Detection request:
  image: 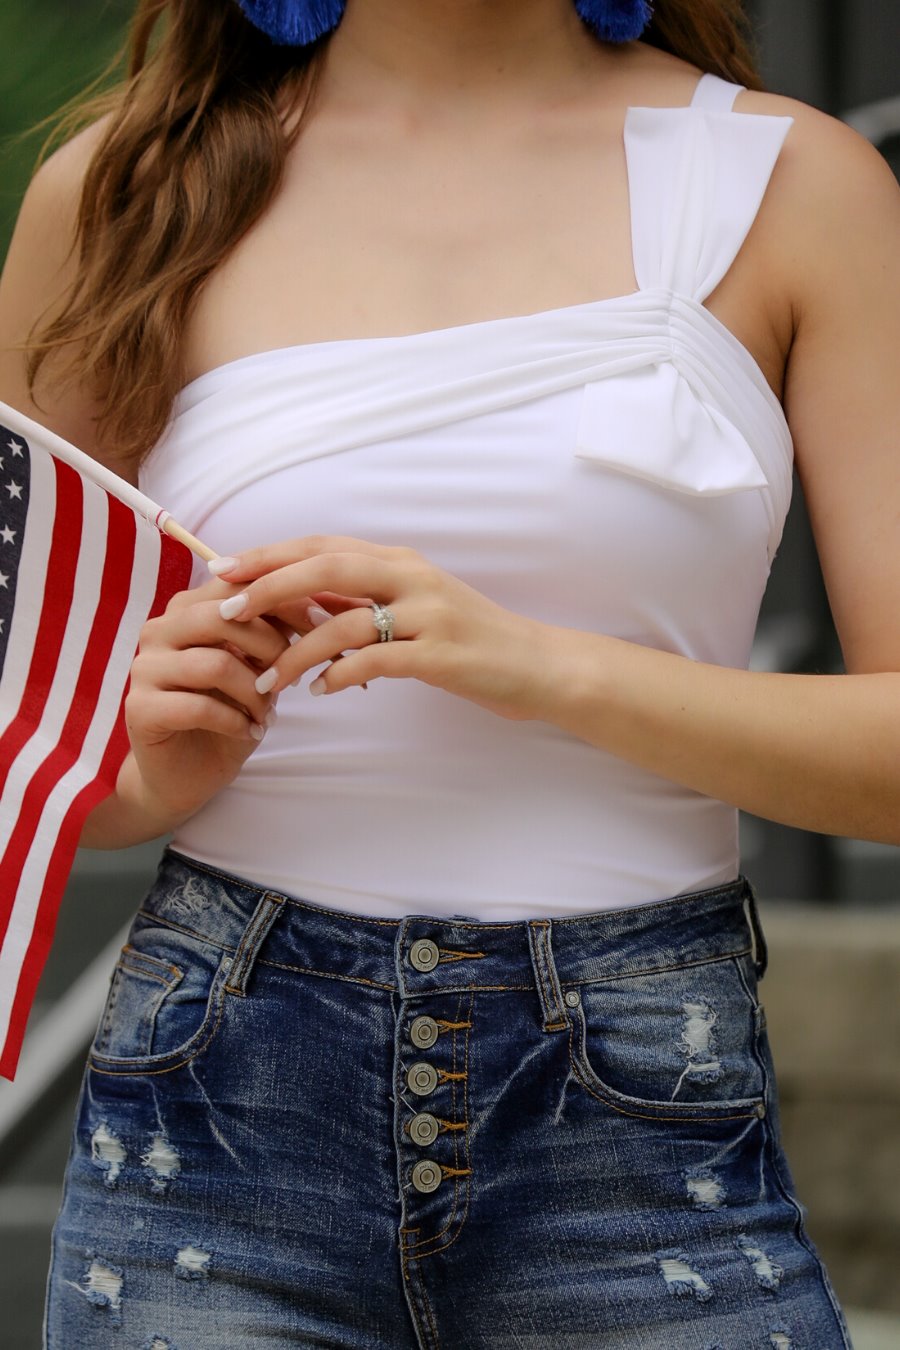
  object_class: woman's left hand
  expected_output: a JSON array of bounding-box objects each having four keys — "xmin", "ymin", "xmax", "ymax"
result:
[{"xmin": 210, "ymin": 536, "xmax": 553, "ymax": 722}]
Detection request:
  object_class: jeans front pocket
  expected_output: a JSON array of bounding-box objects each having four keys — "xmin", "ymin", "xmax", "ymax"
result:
[
  {"xmin": 89, "ymin": 917, "xmax": 234, "ymax": 1074},
  {"xmin": 567, "ymin": 951, "xmax": 768, "ymax": 1122},
  {"xmin": 88, "ymin": 874, "xmax": 284, "ymax": 1076},
  {"xmin": 91, "ymin": 945, "xmax": 185, "ymax": 1060}
]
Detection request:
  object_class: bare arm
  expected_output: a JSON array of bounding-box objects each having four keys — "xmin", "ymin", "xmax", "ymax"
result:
[
  {"xmin": 0, "ymin": 120, "xmax": 127, "ymax": 472},
  {"xmin": 535, "ymin": 106, "xmax": 900, "ymax": 842}
]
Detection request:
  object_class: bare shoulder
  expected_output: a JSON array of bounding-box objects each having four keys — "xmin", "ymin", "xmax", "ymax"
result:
[
  {"xmin": 732, "ymin": 90, "xmax": 899, "ymax": 310},
  {"xmin": 0, "ymin": 114, "xmax": 127, "ymax": 473},
  {"xmin": 735, "ymin": 87, "xmax": 897, "ymax": 193},
  {"xmin": 732, "ymin": 96, "xmax": 900, "ymax": 675}
]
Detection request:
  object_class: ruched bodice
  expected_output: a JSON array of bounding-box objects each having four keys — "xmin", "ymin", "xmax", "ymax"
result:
[{"xmin": 140, "ymin": 74, "xmax": 796, "ymax": 919}]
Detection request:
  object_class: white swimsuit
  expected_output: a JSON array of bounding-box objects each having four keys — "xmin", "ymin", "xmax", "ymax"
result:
[{"xmin": 140, "ymin": 73, "xmax": 794, "ymax": 920}]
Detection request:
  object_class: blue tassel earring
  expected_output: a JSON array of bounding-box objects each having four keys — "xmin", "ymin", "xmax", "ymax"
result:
[
  {"xmin": 235, "ymin": 0, "xmax": 652, "ymax": 50},
  {"xmin": 573, "ymin": 0, "xmax": 653, "ymax": 44},
  {"xmin": 235, "ymin": 0, "xmax": 346, "ymax": 47}
]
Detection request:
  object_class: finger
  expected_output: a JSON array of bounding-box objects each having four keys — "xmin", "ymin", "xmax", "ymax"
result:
[
  {"xmin": 309, "ymin": 591, "xmax": 380, "ymax": 615},
  {"xmin": 251, "ymin": 607, "xmax": 392, "ymax": 694},
  {"xmin": 140, "ymin": 599, "xmax": 291, "ymax": 667},
  {"xmin": 133, "ymin": 647, "xmax": 277, "ymax": 727},
  {"xmin": 220, "ymin": 556, "xmax": 398, "ymax": 625},
  {"xmin": 127, "ymin": 690, "xmax": 266, "ymax": 743},
  {"xmin": 307, "ymin": 642, "xmax": 414, "ymax": 696},
  {"xmin": 209, "ymin": 536, "xmax": 414, "ymax": 582}
]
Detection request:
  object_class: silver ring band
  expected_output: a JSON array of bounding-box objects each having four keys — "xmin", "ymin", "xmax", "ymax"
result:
[{"xmin": 370, "ymin": 602, "xmax": 395, "ymax": 642}]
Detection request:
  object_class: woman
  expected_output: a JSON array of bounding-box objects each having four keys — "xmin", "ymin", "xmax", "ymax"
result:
[{"xmin": 1, "ymin": 0, "xmax": 896, "ymax": 1344}]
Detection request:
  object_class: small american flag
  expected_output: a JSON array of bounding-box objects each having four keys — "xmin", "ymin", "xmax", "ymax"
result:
[{"xmin": 0, "ymin": 408, "xmax": 193, "ymax": 1079}]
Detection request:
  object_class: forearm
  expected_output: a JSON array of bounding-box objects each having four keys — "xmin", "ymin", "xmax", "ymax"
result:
[
  {"xmin": 78, "ymin": 753, "xmax": 193, "ymax": 850},
  {"xmin": 537, "ymin": 627, "xmax": 900, "ymax": 844}
]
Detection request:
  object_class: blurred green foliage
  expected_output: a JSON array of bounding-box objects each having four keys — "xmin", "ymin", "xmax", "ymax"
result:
[{"xmin": 0, "ymin": 0, "xmax": 133, "ymax": 261}]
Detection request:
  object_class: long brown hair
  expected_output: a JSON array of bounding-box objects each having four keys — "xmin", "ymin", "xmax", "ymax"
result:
[{"xmin": 25, "ymin": 0, "xmax": 762, "ymax": 465}]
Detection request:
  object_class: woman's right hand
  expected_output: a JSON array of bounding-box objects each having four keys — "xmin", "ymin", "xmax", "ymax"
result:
[{"xmin": 122, "ymin": 577, "xmax": 292, "ymax": 829}]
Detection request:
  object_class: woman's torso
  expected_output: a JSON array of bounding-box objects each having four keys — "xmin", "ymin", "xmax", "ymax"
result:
[{"xmin": 142, "ymin": 52, "xmax": 797, "ymax": 920}]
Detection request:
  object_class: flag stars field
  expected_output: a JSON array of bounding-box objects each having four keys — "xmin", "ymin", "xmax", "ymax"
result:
[{"xmin": 0, "ymin": 412, "xmax": 194, "ymax": 1079}]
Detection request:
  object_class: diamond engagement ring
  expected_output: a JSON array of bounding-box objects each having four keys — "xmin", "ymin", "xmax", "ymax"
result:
[{"xmin": 370, "ymin": 602, "xmax": 395, "ymax": 642}]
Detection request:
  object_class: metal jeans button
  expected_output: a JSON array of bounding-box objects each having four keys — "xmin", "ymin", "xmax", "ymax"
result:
[
  {"xmin": 407, "ymin": 1062, "xmax": 439, "ymax": 1095},
  {"xmin": 408, "ymin": 1112, "xmax": 440, "ymax": 1146},
  {"xmin": 409, "ymin": 939, "xmax": 440, "ymax": 972},
  {"xmin": 411, "ymin": 1159, "xmax": 442, "ymax": 1193},
  {"xmin": 410, "ymin": 1015, "xmax": 439, "ymax": 1049}
]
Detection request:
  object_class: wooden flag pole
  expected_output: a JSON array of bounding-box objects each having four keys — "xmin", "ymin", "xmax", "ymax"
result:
[
  {"xmin": 0, "ymin": 400, "xmax": 218, "ymax": 564},
  {"xmin": 159, "ymin": 515, "xmax": 217, "ymax": 563}
]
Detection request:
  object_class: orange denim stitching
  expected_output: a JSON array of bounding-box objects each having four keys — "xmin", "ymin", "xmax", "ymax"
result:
[
  {"xmin": 547, "ymin": 877, "xmax": 751, "ymax": 927},
  {"xmin": 415, "ymin": 1258, "xmax": 441, "ymax": 1348},
  {"xmin": 256, "ymin": 957, "xmax": 395, "ymax": 992},
  {"xmin": 90, "ymin": 965, "xmax": 231, "ymax": 1077},
  {"xmin": 405, "ymin": 992, "xmax": 472, "ymax": 1255},
  {"xmin": 119, "ymin": 945, "xmax": 182, "ymax": 980},
  {"xmin": 135, "ymin": 909, "xmax": 230, "ymax": 951},
  {"xmin": 558, "ymin": 945, "xmax": 754, "ymax": 989},
  {"xmin": 225, "ymin": 894, "xmax": 284, "ymax": 996},
  {"xmin": 437, "ymin": 948, "xmax": 487, "ymax": 963},
  {"xmin": 406, "ymin": 992, "xmax": 474, "ymax": 1260},
  {"xmin": 529, "ymin": 920, "xmax": 565, "ymax": 1031},
  {"xmin": 164, "ymin": 850, "xmax": 403, "ymax": 928},
  {"xmin": 114, "ymin": 963, "xmax": 173, "ymax": 989},
  {"xmin": 564, "ymin": 1014, "xmax": 761, "ymax": 1124}
]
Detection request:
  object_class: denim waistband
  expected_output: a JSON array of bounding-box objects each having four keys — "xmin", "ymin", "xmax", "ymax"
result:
[{"xmin": 147, "ymin": 849, "xmax": 766, "ymax": 1027}]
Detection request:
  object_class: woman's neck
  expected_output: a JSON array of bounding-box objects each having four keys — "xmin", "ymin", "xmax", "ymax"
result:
[{"xmin": 315, "ymin": 0, "xmax": 624, "ymax": 117}]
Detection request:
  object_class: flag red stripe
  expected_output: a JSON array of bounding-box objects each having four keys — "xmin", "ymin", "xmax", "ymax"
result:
[
  {"xmin": 0, "ymin": 458, "xmax": 84, "ymax": 797},
  {"xmin": 0, "ymin": 496, "xmax": 136, "ymax": 948},
  {"xmin": 0, "ymin": 531, "xmax": 192, "ymax": 1079}
]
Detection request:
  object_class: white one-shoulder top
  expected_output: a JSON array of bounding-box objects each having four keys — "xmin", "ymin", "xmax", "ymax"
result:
[{"xmin": 140, "ymin": 73, "xmax": 795, "ymax": 920}]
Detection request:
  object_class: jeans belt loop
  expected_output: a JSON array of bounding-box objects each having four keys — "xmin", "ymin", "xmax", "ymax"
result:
[
  {"xmin": 743, "ymin": 878, "xmax": 769, "ymax": 981},
  {"xmin": 527, "ymin": 920, "xmax": 568, "ymax": 1033}
]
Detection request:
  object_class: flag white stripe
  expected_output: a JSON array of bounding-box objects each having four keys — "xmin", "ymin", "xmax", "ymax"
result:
[
  {"xmin": 0, "ymin": 515, "xmax": 162, "ymax": 1045},
  {"xmin": 0, "ymin": 477, "xmax": 107, "ymax": 834},
  {"xmin": 0, "ymin": 444, "xmax": 57, "ymax": 721}
]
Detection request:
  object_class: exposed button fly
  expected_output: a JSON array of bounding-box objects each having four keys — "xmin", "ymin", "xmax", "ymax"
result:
[
  {"xmin": 407, "ymin": 1062, "xmax": 439, "ymax": 1096},
  {"xmin": 411, "ymin": 1160, "xmax": 442, "ymax": 1193},
  {"xmin": 409, "ymin": 939, "xmax": 440, "ymax": 972},
  {"xmin": 410, "ymin": 1015, "xmax": 439, "ymax": 1049},
  {"xmin": 408, "ymin": 1112, "xmax": 440, "ymax": 1146}
]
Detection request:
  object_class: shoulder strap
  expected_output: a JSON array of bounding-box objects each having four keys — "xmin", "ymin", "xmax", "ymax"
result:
[
  {"xmin": 691, "ymin": 73, "xmax": 745, "ymax": 113},
  {"xmin": 624, "ymin": 90, "xmax": 794, "ymax": 302}
]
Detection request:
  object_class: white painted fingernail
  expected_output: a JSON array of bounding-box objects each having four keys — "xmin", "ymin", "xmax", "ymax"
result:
[
  {"xmin": 307, "ymin": 603, "xmax": 332, "ymax": 627},
  {"xmin": 264, "ymin": 708, "xmax": 278, "ymax": 728},
  {"xmin": 255, "ymin": 667, "xmax": 278, "ymax": 694},
  {"xmin": 309, "ymin": 676, "xmax": 326, "ymax": 696},
  {"xmin": 219, "ymin": 592, "xmax": 248, "ymax": 619},
  {"xmin": 207, "ymin": 556, "xmax": 238, "ymax": 576},
  {"xmin": 249, "ymin": 723, "xmax": 265, "ymax": 741}
]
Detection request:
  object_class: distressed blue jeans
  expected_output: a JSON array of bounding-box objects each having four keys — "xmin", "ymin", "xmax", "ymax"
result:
[{"xmin": 45, "ymin": 849, "xmax": 851, "ymax": 1348}]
